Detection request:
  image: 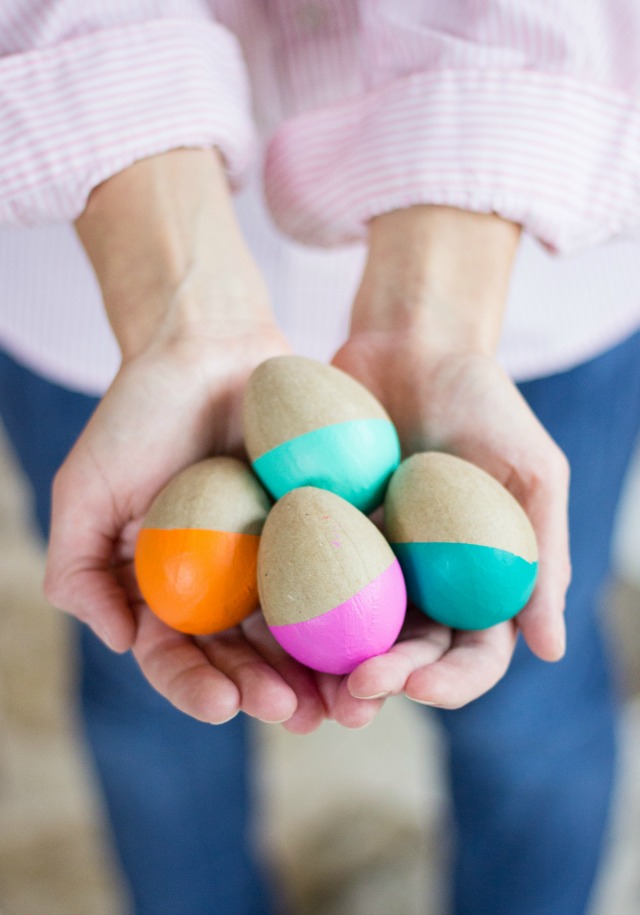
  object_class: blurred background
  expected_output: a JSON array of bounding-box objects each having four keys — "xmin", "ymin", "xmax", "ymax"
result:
[{"xmin": 0, "ymin": 426, "xmax": 638, "ymax": 915}]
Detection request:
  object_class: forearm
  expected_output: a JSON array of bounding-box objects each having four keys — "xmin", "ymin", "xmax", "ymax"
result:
[
  {"xmin": 351, "ymin": 206, "xmax": 521, "ymax": 354},
  {"xmin": 75, "ymin": 148, "xmax": 272, "ymax": 360}
]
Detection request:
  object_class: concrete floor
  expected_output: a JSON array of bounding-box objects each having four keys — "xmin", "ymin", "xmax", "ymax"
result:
[{"xmin": 0, "ymin": 435, "xmax": 639, "ymax": 915}]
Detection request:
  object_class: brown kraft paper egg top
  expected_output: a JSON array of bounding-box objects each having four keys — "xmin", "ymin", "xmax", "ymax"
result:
[
  {"xmin": 385, "ymin": 452, "xmax": 538, "ymax": 562},
  {"xmin": 243, "ymin": 355, "xmax": 392, "ymax": 460},
  {"xmin": 142, "ymin": 456, "xmax": 271, "ymax": 534},
  {"xmin": 258, "ymin": 486, "xmax": 397, "ymax": 626}
]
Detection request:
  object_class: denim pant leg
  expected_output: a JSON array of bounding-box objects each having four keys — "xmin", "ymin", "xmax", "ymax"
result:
[
  {"xmin": 437, "ymin": 330, "xmax": 640, "ymax": 915},
  {"xmin": 0, "ymin": 351, "xmax": 274, "ymax": 915}
]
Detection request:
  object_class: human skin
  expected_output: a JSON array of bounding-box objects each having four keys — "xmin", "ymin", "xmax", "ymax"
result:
[
  {"xmin": 333, "ymin": 206, "xmax": 570, "ymax": 712},
  {"xmin": 46, "ymin": 149, "xmax": 328, "ymax": 732},
  {"xmin": 44, "ymin": 149, "xmax": 569, "ymax": 729}
]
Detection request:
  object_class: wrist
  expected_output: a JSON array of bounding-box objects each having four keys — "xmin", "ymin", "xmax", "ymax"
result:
[
  {"xmin": 75, "ymin": 148, "xmax": 273, "ymax": 360},
  {"xmin": 351, "ymin": 206, "xmax": 520, "ymax": 355}
]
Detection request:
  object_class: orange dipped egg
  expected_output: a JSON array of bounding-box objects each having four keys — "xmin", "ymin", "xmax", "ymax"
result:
[{"xmin": 135, "ymin": 457, "xmax": 271, "ymax": 635}]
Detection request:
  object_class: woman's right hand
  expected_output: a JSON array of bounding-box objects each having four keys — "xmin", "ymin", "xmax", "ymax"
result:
[{"xmin": 43, "ymin": 148, "xmax": 387, "ymax": 733}]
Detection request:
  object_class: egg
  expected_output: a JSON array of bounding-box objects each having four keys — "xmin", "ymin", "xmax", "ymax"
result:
[
  {"xmin": 385, "ymin": 452, "xmax": 538, "ymax": 630},
  {"xmin": 135, "ymin": 457, "xmax": 271, "ymax": 635},
  {"xmin": 258, "ymin": 487, "xmax": 407, "ymax": 674},
  {"xmin": 243, "ymin": 355, "xmax": 401, "ymax": 514}
]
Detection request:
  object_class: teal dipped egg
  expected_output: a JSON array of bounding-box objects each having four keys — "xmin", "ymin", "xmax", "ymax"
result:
[
  {"xmin": 385, "ymin": 453, "xmax": 539, "ymax": 630},
  {"xmin": 243, "ymin": 356, "xmax": 401, "ymax": 513}
]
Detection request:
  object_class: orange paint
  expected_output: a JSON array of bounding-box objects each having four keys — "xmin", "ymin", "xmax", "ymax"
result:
[{"xmin": 135, "ymin": 528, "xmax": 260, "ymax": 635}]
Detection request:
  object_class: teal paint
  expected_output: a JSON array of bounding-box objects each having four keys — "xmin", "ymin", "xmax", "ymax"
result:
[
  {"xmin": 391, "ymin": 541, "xmax": 538, "ymax": 630},
  {"xmin": 252, "ymin": 418, "xmax": 401, "ymax": 513}
]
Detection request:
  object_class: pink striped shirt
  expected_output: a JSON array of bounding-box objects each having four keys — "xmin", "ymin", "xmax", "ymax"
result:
[{"xmin": 1, "ymin": 1, "xmax": 640, "ymax": 392}]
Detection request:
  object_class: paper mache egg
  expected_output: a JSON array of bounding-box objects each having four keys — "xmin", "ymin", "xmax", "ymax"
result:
[
  {"xmin": 135, "ymin": 457, "xmax": 271, "ymax": 635},
  {"xmin": 243, "ymin": 355, "xmax": 401, "ymax": 514},
  {"xmin": 258, "ymin": 486, "xmax": 407, "ymax": 674},
  {"xmin": 385, "ymin": 453, "xmax": 538, "ymax": 631}
]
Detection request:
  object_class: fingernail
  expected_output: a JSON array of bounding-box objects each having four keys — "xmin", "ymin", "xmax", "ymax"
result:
[
  {"xmin": 351, "ymin": 719, "xmax": 375, "ymax": 730},
  {"xmin": 209, "ymin": 712, "xmax": 239, "ymax": 726},
  {"xmin": 90, "ymin": 620, "xmax": 117, "ymax": 652},
  {"xmin": 408, "ymin": 697, "xmax": 443, "ymax": 708},
  {"xmin": 258, "ymin": 713, "xmax": 295, "ymax": 725}
]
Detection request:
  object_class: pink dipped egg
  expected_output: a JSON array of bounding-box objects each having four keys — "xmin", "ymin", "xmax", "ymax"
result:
[{"xmin": 258, "ymin": 487, "xmax": 406, "ymax": 674}]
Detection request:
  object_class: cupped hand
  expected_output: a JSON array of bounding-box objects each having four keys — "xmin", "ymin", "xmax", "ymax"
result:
[
  {"xmin": 41, "ymin": 148, "xmax": 340, "ymax": 731},
  {"xmin": 44, "ymin": 326, "xmax": 327, "ymax": 731},
  {"xmin": 331, "ymin": 330, "xmax": 571, "ymax": 707}
]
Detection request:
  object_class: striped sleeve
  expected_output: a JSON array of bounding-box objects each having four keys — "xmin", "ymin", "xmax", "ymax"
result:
[
  {"xmin": 0, "ymin": 17, "xmax": 256, "ymax": 226},
  {"xmin": 264, "ymin": 3, "xmax": 640, "ymax": 255}
]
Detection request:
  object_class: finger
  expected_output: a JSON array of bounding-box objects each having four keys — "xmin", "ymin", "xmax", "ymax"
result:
[
  {"xmin": 517, "ymin": 555, "xmax": 569, "ymax": 661},
  {"xmin": 44, "ymin": 540, "xmax": 137, "ymax": 652},
  {"xmin": 133, "ymin": 607, "xmax": 241, "ymax": 723},
  {"xmin": 241, "ymin": 613, "xmax": 327, "ymax": 734},
  {"xmin": 289, "ymin": 670, "xmax": 385, "ymax": 730},
  {"xmin": 347, "ymin": 615, "xmax": 452, "ymax": 699},
  {"xmin": 313, "ymin": 672, "xmax": 342, "ymax": 714},
  {"xmin": 199, "ymin": 627, "xmax": 299, "ymax": 725},
  {"xmin": 328, "ymin": 678, "xmax": 386, "ymax": 729},
  {"xmin": 404, "ymin": 620, "xmax": 518, "ymax": 709},
  {"xmin": 45, "ymin": 473, "xmax": 137, "ymax": 652},
  {"xmin": 516, "ymin": 450, "xmax": 571, "ymax": 661}
]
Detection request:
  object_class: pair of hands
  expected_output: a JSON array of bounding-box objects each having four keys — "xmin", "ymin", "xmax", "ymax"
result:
[
  {"xmin": 43, "ymin": 150, "xmax": 571, "ymax": 734},
  {"xmin": 44, "ymin": 325, "xmax": 569, "ymax": 734}
]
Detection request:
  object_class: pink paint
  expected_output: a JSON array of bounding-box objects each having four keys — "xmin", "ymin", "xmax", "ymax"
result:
[{"xmin": 268, "ymin": 559, "xmax": 407, "ymax": 675}]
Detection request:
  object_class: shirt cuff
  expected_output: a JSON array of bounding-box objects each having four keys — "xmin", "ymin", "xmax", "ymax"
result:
[
  {"xmin": 0, "ymin": 19, "xmax": 256, "ymax": 226},
  {"xmin": 265, "ymin": 68, "xmax": 640, "ymax": 255}
]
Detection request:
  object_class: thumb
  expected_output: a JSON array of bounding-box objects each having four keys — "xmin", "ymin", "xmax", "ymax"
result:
[{"xmin": 44, "ymin": 468, "xmax": 137, "ymax": 652}]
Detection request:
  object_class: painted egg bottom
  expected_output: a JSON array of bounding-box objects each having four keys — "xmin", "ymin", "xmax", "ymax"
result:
[
  {"xmin": 135, "ymin": 528, "xmax": 260, "ymax": 634},
  {"xmin": 267, "ymin": 558, "xmax": 407, "ymax": 674},
  {"xmin": 391, "ymin": 541, "xmax": 538, "ymax": 631},
  {"xmin": 251, "ymin": 418, "xmax": 401, "ymax": 513}
]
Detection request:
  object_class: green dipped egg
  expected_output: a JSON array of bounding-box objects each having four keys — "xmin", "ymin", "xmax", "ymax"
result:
[
  {"xmin": 242, "ymin": 356, "xmax": 401, "ymax": 513},
  {"xmin": 385, "ymin": 452, "xmax": 539, "ymax": 630}
]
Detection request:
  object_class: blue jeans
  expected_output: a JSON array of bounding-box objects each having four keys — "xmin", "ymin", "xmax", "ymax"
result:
[
  {"xmin": 0, "ymin": 354, "xmax": 272, "ymax": 915},
  {"xmin": 437, "ymin": 337, "xmax": 640, "ymax": 914},
  {"xmin": 1, "ymin": 334, "xmax": 639, "ymax": 915}
]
